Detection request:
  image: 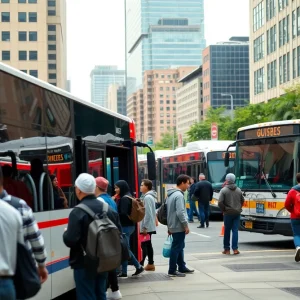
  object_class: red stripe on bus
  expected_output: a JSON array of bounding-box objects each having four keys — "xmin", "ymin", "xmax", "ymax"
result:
[{"xmin": 38, "ymin": 218, "xmax": 69, "ymax": 229}]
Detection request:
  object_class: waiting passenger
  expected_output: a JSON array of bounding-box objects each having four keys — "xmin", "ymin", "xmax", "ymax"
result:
[{"xmin": 50, "ymin": 175, "xmax": 68, "ymax": 209}]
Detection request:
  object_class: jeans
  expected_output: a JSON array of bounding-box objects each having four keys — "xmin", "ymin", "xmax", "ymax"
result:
[
  {"xmin": 121, "ymin": 226, "xmax": 141, "ymax": 274},
  {"xmin": 141, "ymin": 233, "xmax": 154, "ymax": 265},
  {"xmin": 198, "ymin": 202, "xmax": 210, "ymax": 226},
  {"xmin": 107, "ymin": 269, "xmax": 119, "ymax": 292},
  {"xmin": 223, "ymin": 214, "xmax": 240, "ymax": 250},
  {"xmin": 74, "ymin": 268, "xmax": 107, "ymax": 300},
  {"xmin": 291, "ymin": 219, "xmax": 300, "ymax": 248},
  {"xmin": 168, "ymin": 231, "xmax": 186, "ymax": 274},
  {"xmin": 188, "ymin": 200, "xmax": 200, "ymax": 221},
  {"xmin": 0, "ymin": 278, "xmax": 15, "ymax": 300}
]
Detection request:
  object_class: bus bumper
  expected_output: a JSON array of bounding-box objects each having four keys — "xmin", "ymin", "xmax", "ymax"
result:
[
  {"xmin": 239, "ymin": 215, "xmax": 293, "ymax": 236},
  {"xmin": 210, "ymin": 204, "xmax": 222, "ymax": 215}
]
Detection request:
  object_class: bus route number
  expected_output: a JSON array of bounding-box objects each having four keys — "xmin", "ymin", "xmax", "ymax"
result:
[{"xmin": 222, "ymin": 152, "xmax": 236, "ymax": 159}]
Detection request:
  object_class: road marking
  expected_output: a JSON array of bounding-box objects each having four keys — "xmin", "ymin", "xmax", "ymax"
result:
[
  {"xmin": 190, "ymin": 231, "xmax": 211, "ymax": 238},
  {"xmin": 190, "ymin": 249, "xmax": 294, "ymax": 256}
]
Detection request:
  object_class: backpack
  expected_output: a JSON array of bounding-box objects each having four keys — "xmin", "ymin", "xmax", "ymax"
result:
[
  {"xmin": 125, "ymin": 195, "xmax": 145, "ymax": 223},
  {"xmin": 156, "ymin": 197, "xmax": 167, "ymax": 226},
  {"xmin": 294, "ymin": 192, "xmax": 300, "ymax": 217},
  {"xmin": 76, "ymin": 202, "xmax": 122, "ymax": 273}
]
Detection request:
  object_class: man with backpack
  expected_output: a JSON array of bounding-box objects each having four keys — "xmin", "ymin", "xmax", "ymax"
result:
[
  {"xmin": 63, "ymin": 173, "xmax": 122, "ymax": 300},
  {"xmin": 285, "ymin": 173, "xmax": 300, "ymax": 262}
]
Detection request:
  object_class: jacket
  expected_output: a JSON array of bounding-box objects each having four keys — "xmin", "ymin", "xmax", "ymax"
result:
[
  {"xmin": 166, "ymin": 188, "xmax": 188, "ymax": 233},
  {"xmin": 97, "ymin": 193, "xmax": 117, "ymax": 212},
  {"xmin": 115, "ymin": 180, "xmax": 134, "ymax": 227},
  {"xmin": 285, "ymin": 185, "xmax": 300, "ymax": 219},
  {"xmin": 218, "ymin": 184, "xmax": 244, "ymax": 215},
  {"xmin": 194, "ymin": 180, "xmax": 213, "ymax": 204},
  {"xmin": 188, "ymin": 183, "xmax": 196, "ymax": 200},
  {"xmin": 63, "ymin": 195, "xmax": 122, "ymax": 269},
  {"xmin": 140, "ymin": 190, "xmax": 157, "ymax": 234}
]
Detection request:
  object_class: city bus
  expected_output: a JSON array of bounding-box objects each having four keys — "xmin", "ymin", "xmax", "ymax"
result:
[
  {"xmin": 224, "ymin": 120, "xmax": 300, "ymax": 236},
  {"xmin": 0, "ymin": 62, "xmax": 155, "ymax": 299}
]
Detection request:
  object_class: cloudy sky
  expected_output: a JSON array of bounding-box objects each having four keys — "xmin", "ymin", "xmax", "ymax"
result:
[{"xmin": 66, "ymin": 0, "xmax": 249, "ymax": 102}]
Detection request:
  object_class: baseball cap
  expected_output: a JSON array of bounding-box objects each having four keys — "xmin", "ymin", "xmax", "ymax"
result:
[{"xmin": 95, "ymin": 177, "xmax": 109, "ymax": 192}]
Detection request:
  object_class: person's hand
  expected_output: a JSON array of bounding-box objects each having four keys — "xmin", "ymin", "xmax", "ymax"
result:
[
  {"xmin": 168, "ymin": 230, "xmax": 171, "ymax": 236},
  {"xmin": 185, "ymin": 226, "xmax": 190, "ymax": 235},
  {"xmin": 142, "ymin": 229, "xmax": 147, "ymax": 235},
  {"xmin": 63, "ymin": 199, "xmax": 68, "ymax": 208},
  {"xmin": 38, "ymin": 266, "xmax": 48, "ymax": 284}
]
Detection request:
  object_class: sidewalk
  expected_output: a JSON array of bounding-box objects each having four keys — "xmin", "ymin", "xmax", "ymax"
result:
[{"xmin": 118, "ymin": 250, "xmax": 300, "ymax": 299}]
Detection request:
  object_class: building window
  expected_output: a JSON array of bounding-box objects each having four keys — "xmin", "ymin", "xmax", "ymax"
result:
[
  {"xmin": 48, "ymin": 64, "xmax": 56, "ymax": 70},
  {"xmin": 51, "ymin": 83, "xmax": 56, "ymax": 86},
  {"xmin": 2, "ymin": 51, "xmax": 10, "ymax": 61},
  {"xmin": 160, "ymin": 120, "xmax": 164, "ymax": 124},
  {"xmin": 48, "ymin": 54, "xmax": 56, "ymax": 60},
  {"xmin": 279, "ymin": 15, "xmax": 289, "ymax": 47},
  {"xmin": 19, "ymin": 51, "xmax": 27, "ymax": 60},
  {"xmin": 48, "ymin": 35, "xmax": 56, "ymax": 41},
  {"xmin": 1, "ymin": 12, "xmax": 10, "ymax": 22},
  {"xmin": 254, "ymin": 67, "xmax": 264, "ymax": 95},
  {"xmin": 28, "ymin": 0, "xmax": 37, "ymax": 3},
  {"xmin": 1, "ymin": 0, "xmax": 10, "ymax": 3},
  {"xmin": 21, "ymin": 70, "xmax": 27, "ymax": 73},
  {"xmin": 254, "ymin": 34, "xmax": 264, "ymax": 62},
  {"xmin": 297, "ymin": 46, "xmax": 300, "ymax": 77},
  {"xmin": 293, "ymin": 10, "xmax": 297, "ymax": 39},
  {"xmin": 29, "ymin": 51, "xmax": 37, "ymax": 60},
  {"xmin": 48, "ymin": 0, "xmax": 55, "ymax": 6},
  {"xmin": 2, "ymin": 31, "xmax": 10, "ymax": 41},
  {"xmin": 29, "ymin": 70, "xmax": 38, "ymax": 77},
  {"xmin": 29, "ymin": 12, "xmax": 37, "ymax": 22},
  {"xmin": 278, "ymin": 0, "xmax": 288, "ymax": 12},
  {"xmin": 29, "ymin": 31, "xmax": 37, "ymax": 41},
  {"xmin": 48, "ymin": 25, "xmax": 56, "ymax": 31},
  {"xmin": 48, "ymin": 10, "xmax": 56, "ymax": 16},
  {"xmin": 253, "ymin": 2, "xmax": 264, "ymax": 32},
  {"xmin": 18, "ymin": 31, "xmax": 27, "ymax": 41},
  {"xmin": 48, "ymin": 73, "xmax": 56, "ymax": 79},
  {"xmin": 18, "ymin": 12, "xmax": 26, "ymax": 22},
  {"xmin": 297, "ymin": 8, "xmax": 300, "ymax": 36},
  {"xmin": 293, "ymin": 48, "xmax": 297, "ymax": 79},
  {"xmin": 48, "ymin": 44, "xmax": 56, "ymax": 50},
  {"xmin": 267, "ymin": 60, "xmax": 277, "ymax": 89},
  {"xmin": 279, "ymin": 52, "xmax": 290, "ymax": 84},
  {"xmin": 266, "ymin": 0, "xmax": 276, "ymax": 21},
  {"xmin": 267, "ymin": 25, "xmax": 276, "ymax": 54},
  {"xmin": 18, "ymin": 0, "xmax": 26, "ymax": 3}
]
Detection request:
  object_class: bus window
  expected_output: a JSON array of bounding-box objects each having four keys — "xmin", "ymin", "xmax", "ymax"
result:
[{"xmin": 88, "ymin": 149, "xmax": 104, "ymax": 178}]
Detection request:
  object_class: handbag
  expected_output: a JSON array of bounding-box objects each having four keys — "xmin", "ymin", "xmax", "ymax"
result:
[
  {"xmin": 14, "ymin": 242, "xmax": 41, "ymax": 299},
  {"xmin": 162, "ymin": 235, "xmax": 173, "ymax": 258},
  {"xmin": 141, "ymin": 233, "xmax": 151, "ymax": 243}
]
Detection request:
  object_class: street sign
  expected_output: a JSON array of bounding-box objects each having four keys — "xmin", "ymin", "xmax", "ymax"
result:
[
  {"xmin": 211, "ymin": 123, "xmax": 218, "ymax": 140},
  {"xmin": 147, "ymin": 136, "xmax": 153, "ymax": 146}
]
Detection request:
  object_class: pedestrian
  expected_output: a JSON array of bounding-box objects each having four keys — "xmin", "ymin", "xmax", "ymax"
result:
[
  {"xmin": 63, "ymin": 173, "xmax": 122, "ymax": 300},
  {"xmin": 167, "ymin": 174, "xmax": 194, "ymax": 277},
  {"xmin": 218, "ymin": 173, "xmax": 244, "ymax": 255},
  {"xmin": 115, "ymin": 180, "xmax": 144, "ymax": 278},
  {"xmin": 139, "ymin": 179, "xmax": 157, "ymax": 271},
  {"xmin": 194, "ymin": 173, "xmax": 213, "ymax": 228},
  {"xmin": 187, "ymin": 177, "xmax": 200, "ymax": 223},
  {"xmin": 95, "ymin": 177, "xmax": 122, "ymax": 300},
  {"xmin": 0, "ymin": 197, "xmax": 23, "ymax": 300},
  {"xmin": 284, "ymin": 173, "xmax": 300, "ymax": 262}
]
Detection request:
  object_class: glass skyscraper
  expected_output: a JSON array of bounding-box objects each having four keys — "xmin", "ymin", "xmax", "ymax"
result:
[{"xmin": 125, "ymin": 0, "xmax": 206, "ymax": 96}]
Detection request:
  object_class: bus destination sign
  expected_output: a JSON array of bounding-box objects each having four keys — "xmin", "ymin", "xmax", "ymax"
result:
[{"xmin": 207, "ymin": 151, "xmax": 236, "ymax": 160}]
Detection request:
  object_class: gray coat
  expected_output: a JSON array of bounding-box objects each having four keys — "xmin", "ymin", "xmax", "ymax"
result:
[
  {"xmin": 140, "ymin": 190, "xmax": 157, "ymax": 233},
  {"xmin": 218, "ymin": 184, "xmax": 244, "ymax": 215}
]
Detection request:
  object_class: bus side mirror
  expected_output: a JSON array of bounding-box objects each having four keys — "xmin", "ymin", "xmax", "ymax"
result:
[
  {"xmin": 224, "ymin": 152, "xmax": 229, "ymax": 167},
  {"xmin": 147, "ymin": 152, "xmax": 156, "ymax": 180}
]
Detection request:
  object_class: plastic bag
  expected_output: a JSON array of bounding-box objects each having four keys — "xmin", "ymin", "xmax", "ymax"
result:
[
  {"xmin": 162, "ymin": 235, "xmax": 173, "ymax": 258},
  {"xmin": 141, "ymin": 234, "xmax": 151, "ymax": 243}
]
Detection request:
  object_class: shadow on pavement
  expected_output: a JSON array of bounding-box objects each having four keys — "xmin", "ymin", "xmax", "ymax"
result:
[{"xmin": 240, "ymin": 239, "xmax": 294, "ymax": 250}]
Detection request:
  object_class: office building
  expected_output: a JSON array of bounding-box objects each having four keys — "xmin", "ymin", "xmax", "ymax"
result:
[
  {"xmin": 90, "ymin": 65, "xmax": 125, "ymax": 107},
  {"xmin": 202, "ymin": 37, "xmax": 250, "ymax": 116},
  {"xmin": 176, "ymin": 66, "xmax": 203, "ymax": 141},
  {"xmin": 0, "ymin": 0, "xmax": 67, "ymax": 89},
  {"xmin": 108, "ymin": 84, "xmax": 127, "ymax": 116},
  {"xmin": 125, "ymin": 0, "xmax": 206, "ymax": 95},
  {"xmin": 127, "ymin": 66, "xmax": 195, "ymax": 144},
  {"xmin": 250, "ymin": 0, "xmax": 300, "ymax": 103}
]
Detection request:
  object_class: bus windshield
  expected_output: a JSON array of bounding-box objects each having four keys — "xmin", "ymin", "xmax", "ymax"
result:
[{"xmin": 236, "ymin": 136, "xmax": 299, "ymax": 190}]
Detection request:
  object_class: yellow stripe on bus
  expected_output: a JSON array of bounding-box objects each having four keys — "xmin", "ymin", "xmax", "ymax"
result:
[{"xmin": 242, "ymin": 200, "xmax": 285, "ymax": 210}]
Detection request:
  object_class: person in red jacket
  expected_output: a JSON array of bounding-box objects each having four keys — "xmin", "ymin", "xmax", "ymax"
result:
[{"xmin": 284, "ymin": 173, "xmax": 300, "ymax": 262}]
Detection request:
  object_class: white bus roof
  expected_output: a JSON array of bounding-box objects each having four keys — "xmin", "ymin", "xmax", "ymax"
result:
[
  {"xmin": 154, "ymin": 150, "xmax": 174, "ymax": 158},
  {"xmin": 238, "ymin": 120, "xmax": 300, "ymax": 132},
  {"xmin": 186, "ymin": 140, "xmax": 234, "ymax": 152},
  {"xmin": 0, "ymin": 62, "xmax": 132, "ymax": 123}
]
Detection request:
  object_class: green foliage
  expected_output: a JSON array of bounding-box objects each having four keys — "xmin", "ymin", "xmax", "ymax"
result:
[{"xmin": 155, "ymin": 130, "xmax": 178, "ymax": 149}]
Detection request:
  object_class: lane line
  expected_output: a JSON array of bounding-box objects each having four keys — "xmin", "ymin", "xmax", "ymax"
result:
[
  {"xmin": 190, "ymin": 249, "xmax": 294, "ymax": 255},
  {"xmin": 190, "ymin": 231, "xmax": 211, "ymax": 238}
]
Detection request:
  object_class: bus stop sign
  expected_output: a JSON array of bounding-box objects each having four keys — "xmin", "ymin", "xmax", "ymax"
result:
[{"xmin": 211, "ymin": 123, "xmax": 218, "ymax": 140}]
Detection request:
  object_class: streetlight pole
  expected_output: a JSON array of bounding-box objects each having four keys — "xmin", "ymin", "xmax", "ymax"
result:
[{"xmin": 221, "ymin": 93, "xmax": 234, "ymax": 120}]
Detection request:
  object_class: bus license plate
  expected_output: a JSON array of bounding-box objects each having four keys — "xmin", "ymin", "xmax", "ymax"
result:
[
  {"xmin": 245, "ymin": 221, "xmax": 253, "ymax": 229},
  {"xmin": 256, "ymin": 202, "xmax": 265, "ymax": 214}
]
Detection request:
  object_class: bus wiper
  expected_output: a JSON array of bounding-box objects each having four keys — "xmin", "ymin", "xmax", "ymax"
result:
[{"xmin": 261, "ymin": 171, "xmax": 276, "ymax": 198}]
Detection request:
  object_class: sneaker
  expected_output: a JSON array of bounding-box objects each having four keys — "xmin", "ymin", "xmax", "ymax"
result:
[
  {"xmin": 132, "ymin": 266, "xmax": 144, "ymax": 276},
  {"xmin": 145, "ymin": 264, "xmax": 155, "ymax": 271},
  {"xmin": 179, "ymin": 268, "xmax": 194, "ymax": 274},
  {"xmin": 295, "ymin": 247, "xmax": 300, "ymax": 262},
  {"xmin": 117, "ymin": 273, "xmax": 127, "ymax": 278},
  {"xmin": 168, "ymin": 271, "xmax": 186, "ymax": 277},
  {"xmin": 206, "ymin": 221, "xmax": 209, "ymax": 228},
  {"xmin": 197, "ymin": 225, "xmax": 205, "ymax": 228},
  {"xmin": 188, "ymin": 220, "xmax": 194, "ymax": 223},
  {"xmin": 107, "ymin": 290, "xmax": 122, "ymax": 300}
]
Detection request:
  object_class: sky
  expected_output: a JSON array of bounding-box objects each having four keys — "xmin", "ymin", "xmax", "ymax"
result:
[{"xmin": 66, "ymin": 0, "xmax": 249, "ymax": 102}]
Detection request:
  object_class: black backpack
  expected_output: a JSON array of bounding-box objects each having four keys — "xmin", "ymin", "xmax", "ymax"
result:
[{"xmin": 156, "ymin": 197, "xmax": 167, "ymax": 226}]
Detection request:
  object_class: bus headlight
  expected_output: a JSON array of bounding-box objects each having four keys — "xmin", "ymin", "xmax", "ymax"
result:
[{"xmin": 276, "ymin": 208, "xmax": 290, "ymax": 218}]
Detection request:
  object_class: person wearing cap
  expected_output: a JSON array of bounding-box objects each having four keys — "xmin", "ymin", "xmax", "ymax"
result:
[
  {"xmin": 63, "ymin": 173, "xmax": 122, "ymax": 300},
  {"xmin": 95, "ymin": 177, "xmax": 122, "ymax": 300},
  {"xmin": 218, "ymin": 173, "xmax": 244, "ymax": 255}
]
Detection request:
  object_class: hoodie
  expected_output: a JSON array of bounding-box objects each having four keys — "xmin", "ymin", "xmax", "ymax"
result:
[
  {"xmin": 140, "ymin": 190, "xmax": 157, "ymax": 234},
  {"xmin": 218, "ymin": 183, "xmax": 244, "ymax": 215},
  {"xmin": 285, "ymin": 185, "xmax": 300, "ymax": 219},
  {"xmin": 166, "ymin": 188, "xmax": 188, "ymax": 233},
  {"xmin": 115, "ymin": 180, "xmax": 134, "ymax": 227}
]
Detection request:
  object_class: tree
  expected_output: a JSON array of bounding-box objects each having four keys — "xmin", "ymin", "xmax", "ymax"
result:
[{"xmin": 155, "ymin": 130, "xmax": 178, "ymax": 149}]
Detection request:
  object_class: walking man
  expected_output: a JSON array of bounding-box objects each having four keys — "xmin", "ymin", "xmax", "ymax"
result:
[
  {"xmin": 194, "ymin": 173, "xmax": 213, "ymax": 228},
  {"xmin": 167, "ymin": 175, "xmax": 194, "ymax": 277},
  {"xmin": 218, "ymin": 173, "xmax": 244, "ymax": 255}
]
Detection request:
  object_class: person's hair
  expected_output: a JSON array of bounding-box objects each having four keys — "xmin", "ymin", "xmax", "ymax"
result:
[
  {"xmin": 296, "ymin": 173, "xmax": 300, "ymax": 183},
  {"xmin": 142, "ymin": 179, "xmax": 152, "ymax": 191},
  {"xmin": 176, "ymin": 174, "xmax": 190, "ymax": 186},
  {"xmin": 50, "ymin": 174, "xmax": 56, "ymax": 182},
  {"xmin": 192, "ymin": 177, "xmax": 196, "ymax": 182}
]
